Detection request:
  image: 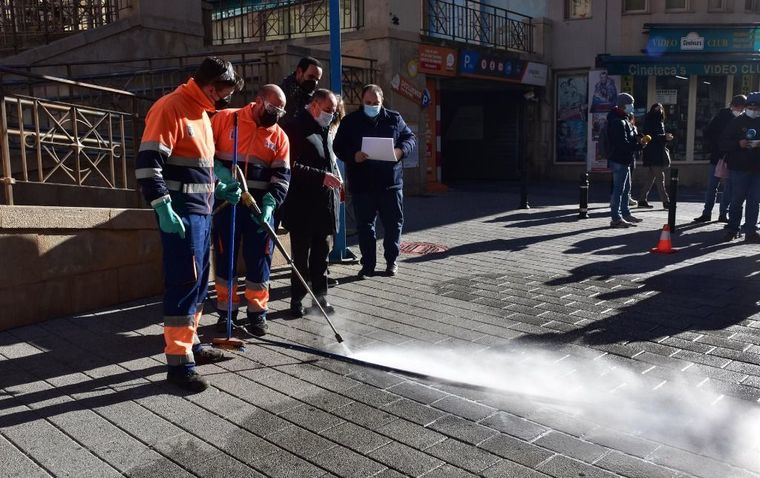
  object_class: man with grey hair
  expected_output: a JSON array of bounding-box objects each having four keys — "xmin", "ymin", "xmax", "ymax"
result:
[
  {"xmin": 606, "ymin": 92, "xmax": 647, "ymax": 228},
  {"xmin": 334, "ymin": 84, "xmax": 416, "ymax": 278},
  {"xmin": 211, "ymin": 84, "xmax": 291, "ymax": 335}
]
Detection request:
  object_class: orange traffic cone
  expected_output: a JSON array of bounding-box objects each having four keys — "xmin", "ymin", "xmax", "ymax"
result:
[{"xmin": 650, "ymin": 224, "xmax": 678, "ymax": 254}]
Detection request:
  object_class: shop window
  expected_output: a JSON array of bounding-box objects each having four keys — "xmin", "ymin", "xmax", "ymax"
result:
[
  {"xmin": 556, "ymin": 73, "xmax": 588, "ymax": 163},
  {"xmin": 565, "ymin": 0, "xmax": 592, "ymax": 19},
  {"xmin": 708, "ymin": 0, "xmax": 728, "ymax": 11},
  {"xmin": 734, "ymin": 74, "xmax": 759, "ymax": 97},
  {"xmin": 623, "ymin": 0, "xmax": 648, "ymax": 13},
  {"xmin": 747, "ymin": 0, "xmax": 760, "ymax": 12},
  {"xmin": 665, "ymin": 0, "xmax": 689, "ymax": 11},
  {"xmin": 695, "ymin": 77, "xmax": 728, "ymax": 161},
  {"xmin": 655, "ymin": 75, "xmax": 690, "ymax": 161}
]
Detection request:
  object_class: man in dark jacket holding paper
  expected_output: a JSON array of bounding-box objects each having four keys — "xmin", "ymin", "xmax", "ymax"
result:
[
  {"xmin": 333, "ymin": 84, "xmax": 416, "ymax": 278},
  {"xmin": 281, "ymin": 89, "xmax": 342, "ymax": 317}
]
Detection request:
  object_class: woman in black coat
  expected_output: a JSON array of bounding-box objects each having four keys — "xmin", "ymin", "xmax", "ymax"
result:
[
  {"xmin": 637, "ymin": 103, "xmax": 674, "ymax": 209},
  {"xmin": 281, "ymin": 89, "xmax": 342, "ymax": 317}
]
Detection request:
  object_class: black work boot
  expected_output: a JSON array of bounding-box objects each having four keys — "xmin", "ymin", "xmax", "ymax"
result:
[
  {"xmin": 167, "ymin": 368, "xmax": 209, "ymax": 393},
  {"xmin": 193, "ymin": 345, "xmax": 226, "ymax": 365},
  {"xmin": 245, "ymin": 314, "xmax": 268, "ymax": 337},
  {"xmin": 718, "ymin": 212, "xmax": 729, "ymax": 223},
  {"xmin": 290, "ymin": 301, "xmax": 306, "ymax": 318},
  {"xmin": 386, "ymin": 262, "xmax": 399, "ymax": 277},
  {"xmin": 215, "ymin": 310, "xmax": 239, "ymax": 333},
  {"xmin": 693, "ymin": 214, "xmax": 711, "ymax": 223}
]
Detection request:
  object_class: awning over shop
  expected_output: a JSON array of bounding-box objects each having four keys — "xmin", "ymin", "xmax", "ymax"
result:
[{"xmin": 599, "ymin": 54, "xmax": 760, "ymax": 76}]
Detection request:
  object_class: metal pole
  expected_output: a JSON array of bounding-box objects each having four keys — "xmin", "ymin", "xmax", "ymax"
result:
[
  {"xmin": 328, "ymin": 0, "xmax": 356, "ymax": 263},
  {"xmin": 668, "ymin": 168, "xmax": 679, "ymax": 233},
  {"xmin": 578, "ymin": 172, "xmax": 589, "ymax": 219}
]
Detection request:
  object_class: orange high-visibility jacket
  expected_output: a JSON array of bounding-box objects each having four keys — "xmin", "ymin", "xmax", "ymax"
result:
[
  {"xmin": 211, "ymin": 104, "xmax": 290, "ymax": 206},
  {"xmin": 136, "ymin": 78, "xmax": 216, "ymax": 214}
]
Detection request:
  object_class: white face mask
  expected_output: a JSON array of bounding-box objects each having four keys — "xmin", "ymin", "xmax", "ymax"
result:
[
  {"xmin": 746, "ymin": 109, "xmax": 760, "ymax": 119},
  {"xmin": 624, "ymin": 104, "xmax": 634, "ymax": 114},
  {"xmin": 732, "ymin": 109, "xmax": 744, "ymax": 117},
  {"xmin": 308, "ymin": 105, "xmax": 334, "ymax": 128}
]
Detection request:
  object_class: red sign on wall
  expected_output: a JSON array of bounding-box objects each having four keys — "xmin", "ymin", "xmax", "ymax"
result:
[{"xmin": 418, "ymin": 45, "xmax": 458, "ymax": 77}]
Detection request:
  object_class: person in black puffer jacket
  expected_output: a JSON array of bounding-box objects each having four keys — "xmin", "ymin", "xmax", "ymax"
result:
[
  {"xmin": 719, "ymin": 91, "xmax": 760, "ymax": 243},
  {"xmin": 694, "ymin": 94, "xmax": 746, "ymax": 223},
  {"xmin": 637, "ymin": 103, "xmax": 673, "ymax": 209},
  {"xmin": 281, "ymin": 89, "xmax": 343, "ymax": 317}
]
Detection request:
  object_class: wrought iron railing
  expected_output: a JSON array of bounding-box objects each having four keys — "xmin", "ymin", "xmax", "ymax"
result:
[
  {"xmin": 0, "ymin": 67, "xmax": 140, "ymax": 205},
  {"xmin": 0, "ymin": 0, "xmax": 131, "ymax": 54},
  {"xmin": 340, "ymin": 55, "xmax": 377, "ymax": 107},
  {"xmin": 422, "ymin": 0, "xmax": 533, "ymax": 53},
  {"xmin": 210, "ymin": 0, "xmax": 364, "ymax": 45}
]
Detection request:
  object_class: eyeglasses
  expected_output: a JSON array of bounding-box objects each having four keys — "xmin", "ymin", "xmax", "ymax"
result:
[{"xmin": 264, "ymin": 101, "xmax": 286, "ymax": 118}]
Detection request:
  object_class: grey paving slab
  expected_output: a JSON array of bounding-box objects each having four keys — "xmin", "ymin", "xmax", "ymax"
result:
[
  {"xmin": 310, "ymin": 445, "xmax": 387, "ymax": 478},
  {"xmin": 377, "ymin": 419, "xmax": 447, "ymax": 450},
  {"xmin": 427, "ymin": 414, "xmax": 498, "ymax": 445},
  {"xmin": 369, "ymin": 441, "xmax": 445, "ymax": 477},
  {"xmin": 267, "ymin": 426, "xmax": 336, "ymax": 458},
  {"xmin": 424, "ymin": 438, "xmax": 501, "ymax": 473},
  {"xmin": 480, "ymin": 459, "xmax": 553, "ymax": 478},
  {"xmin": 536, "ymin": 455, "xmax": 619, "ymax": 478},
  {"xmin": 533, "ymin": 431, "xmax": 609, "ymax": 464},
  {"xmin": 595, "ymin": 451, "xmax": 685, "ymax": 478},
  {"xmin": 0, "ymin": 434, "xmax": 51, "ymax": 478},
  {"xmin": 419, "ymin": 464, "xmax": 479, "ymax": 477},
  {"xmin": 319, "ymin": 421, "xmax": 391, "ymax": 454},
  {"xmin": 479, "ymin": 433, "xmax": 556, "ymax": 468}
]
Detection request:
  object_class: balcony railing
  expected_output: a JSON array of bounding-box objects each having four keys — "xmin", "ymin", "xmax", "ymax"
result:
[
  {"xmin": 209, "ymin": 0, "xmax": 364, "ymax": 45},
  {"xmin": 0, "ymin": 0, "xmax": 130, "ymax": 54},
  {"xmin": 422, "ymin": 0, "xmax": 533, "ymax": 53},
  {"xmin": 0, "ymin": 67, "xmax": 140, "ymax": 205}
]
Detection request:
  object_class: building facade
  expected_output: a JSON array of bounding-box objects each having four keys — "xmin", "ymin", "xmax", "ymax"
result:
[{"xmin": 547, "ymin": 0, "xmax": 760, "ymax": 186}]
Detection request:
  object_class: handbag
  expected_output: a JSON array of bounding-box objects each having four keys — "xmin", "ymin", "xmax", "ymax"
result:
[{"xmin": 715, "ymin": 158, "xmax": 730, "ymax": 179}]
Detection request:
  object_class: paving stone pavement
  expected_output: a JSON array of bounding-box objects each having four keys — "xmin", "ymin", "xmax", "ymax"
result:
[{"xmin": 2, "ymin": 183, "xmax": 760, "ymax": 478}]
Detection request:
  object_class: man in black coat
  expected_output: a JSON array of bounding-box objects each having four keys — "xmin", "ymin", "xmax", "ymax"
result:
[
  {"xmin": 333, "ymin": 84, "xmax": 416, "ymax": 278},
  {"xmin": 280, "ymin": 56, "xmax": 324, "ymax": 126},
  {"xmin": 719, "ymin": 91, "xmax": 760, "ymax": 243},
  {"xmin": 281, "ymin": 89, "xmax": 342, "ymax": 317},
  {"xmin": 694, "ymin": 94, "xmax": 746, "ymax": 223}
]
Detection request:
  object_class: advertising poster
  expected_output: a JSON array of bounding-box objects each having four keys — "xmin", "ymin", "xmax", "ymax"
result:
[
  {"xmin": 556, "ymin": 73, "xmax": 588, "ymax": 163},
  {"xmin": 587, "ymin": 69, "xmax": 621, "ymax": 172},
  {"xmin": 418, "ymin": 45, "xmax": 458, "ymax": 77}
]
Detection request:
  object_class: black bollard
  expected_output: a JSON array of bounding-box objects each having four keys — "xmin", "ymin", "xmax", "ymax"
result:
[
  {"xmin": 668, "ymin": 168, "xmax": 679, "ymax": 233},
  {"xmin": 579, "ymin": 172, "xmax": 589, "ymax": 219}
]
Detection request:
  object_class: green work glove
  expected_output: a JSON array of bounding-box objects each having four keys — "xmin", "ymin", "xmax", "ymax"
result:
[
  {"xmin": 252, "ymin": 192, "xmax": 276, "ymax": 232},
  {"xmin": 215, "ymin": 181, "xmax": 241, "ymax": 205},
  {"xmin": 152, "ymin": 197, "xmax": 186, "ymax": 239},
  {"xmin": 213, "ymin": 160, "xmax": 235, "ymax": 183}
]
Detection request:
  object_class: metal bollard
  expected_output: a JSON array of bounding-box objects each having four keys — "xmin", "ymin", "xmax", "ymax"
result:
[
  {"xmin": 578, "ymin": 172, "xmax": 589, "ymax": 219},
  {"xmin": 668, "ymin": 168, "xmax": 679, "ymax": 233}
]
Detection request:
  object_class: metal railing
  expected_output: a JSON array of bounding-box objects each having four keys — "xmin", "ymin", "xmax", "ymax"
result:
[
  {"xmin": 0, "ymin": 0, "xmax": 131, "ymax": 54},
  {"xmin": 0, "ymin": 67, "xmax": 140, "ymax": 205},
  {"xmin": 210, "ymin": 0, "xmax": 364, "ymax": 45},
  {"xmin": 422, "ymin": 0, "xmax": 533, "ymax": 53},
  {"xmin": 340, "ymin": 54, "xmax": 377, "ymax": 107}
]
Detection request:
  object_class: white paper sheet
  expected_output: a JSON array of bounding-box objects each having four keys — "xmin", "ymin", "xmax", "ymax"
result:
[{"xmin": 361, "ymin": 137, "xmax": 397, "ymax": 162}]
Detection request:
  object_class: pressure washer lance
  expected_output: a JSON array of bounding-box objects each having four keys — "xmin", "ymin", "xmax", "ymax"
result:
[
  {"xmin": 211, "ymin": 112, "xmax": 245, "ymax": 351},
  {"xmin": 219, "ymin": 164, "xmax": 345, "ymax": 344}
]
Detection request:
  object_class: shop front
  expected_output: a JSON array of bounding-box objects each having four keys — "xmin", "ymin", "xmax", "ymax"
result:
[{"xmin": 418, "ymin": 44, "xmax": 548, "ymax": 184}]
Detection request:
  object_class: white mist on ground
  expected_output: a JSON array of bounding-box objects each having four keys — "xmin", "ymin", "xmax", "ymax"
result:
[{"xmin": 352, "ymin": 345, "xmax": 760, "ymax": 471}]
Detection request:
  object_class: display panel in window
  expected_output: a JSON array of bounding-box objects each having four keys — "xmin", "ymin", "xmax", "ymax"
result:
[
  {"xmin": 655, "ymin": 75, "xmax": 690, "ymax": 161},
  {"xmin": 708, "ymin": 0, "xmax": 727, "ymax": 11},
  {"xmin": 566, "ymin": 0, "xmax": 592, "ymax": 19},
  {"xmin": 624, "ymin": 0, "xmax": 648, "ymax": 12}
]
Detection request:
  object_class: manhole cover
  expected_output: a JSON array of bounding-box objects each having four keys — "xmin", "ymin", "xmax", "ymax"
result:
[{"xmin": 399, "ymin": 242, "xmax": 448, "ymax": 255}]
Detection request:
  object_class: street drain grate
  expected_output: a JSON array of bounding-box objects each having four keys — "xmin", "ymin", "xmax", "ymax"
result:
[{"xmin": 399, "ymin": 242, "xmax": 448, "ymax": 255}]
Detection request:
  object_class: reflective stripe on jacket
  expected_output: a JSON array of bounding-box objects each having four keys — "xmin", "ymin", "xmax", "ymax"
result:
[{"xmin": 135, "ymin": 78, "xmax": 216, "ymax": 214}]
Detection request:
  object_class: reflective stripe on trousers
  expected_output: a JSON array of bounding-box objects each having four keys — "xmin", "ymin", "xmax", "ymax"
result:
[
  {"xmin": 160, "ymin": 214, "xmax": 212, "ymax": 367},
  {"xmin": 213, "ymin": 201, "xmax": 273, "ymax": 316}
]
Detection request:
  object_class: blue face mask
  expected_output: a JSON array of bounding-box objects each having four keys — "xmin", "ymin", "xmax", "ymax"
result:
[{"xmin": 364, "ymin": 105, "xmax": 381, "ymax": 118}]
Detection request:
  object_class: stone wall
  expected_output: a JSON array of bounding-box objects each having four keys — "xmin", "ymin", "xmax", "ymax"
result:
[{"xmin": 0, "ymin": 205, "xmax": 290, "ymax": 331}]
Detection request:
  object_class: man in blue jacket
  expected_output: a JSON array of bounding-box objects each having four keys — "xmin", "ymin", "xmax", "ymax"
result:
[
  {"xmin": 607, "ymin": 93, "xmax": 646, "ymax": 228},
  {"xmin": 333, "ymin": 84, "xmax": 416, "ymax": 278}
]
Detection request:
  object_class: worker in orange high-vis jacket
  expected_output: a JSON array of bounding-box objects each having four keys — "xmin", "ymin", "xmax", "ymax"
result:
[
  {"xmin": 211, "ymin": 84, "xmax": 290, "ymax": 336},
  {"xmin": 135, "ymin": 57, "xmax": 244, "ymax": 393}
]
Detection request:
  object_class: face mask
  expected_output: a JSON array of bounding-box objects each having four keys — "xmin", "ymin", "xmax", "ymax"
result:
[
  {"xmin": 364, "ymin": 105, "xmax": 381, "ymax": 118},
  {"xmin": 624, "ymin": 104, "xmax": 634, "ymax": 114},
  {"xmin": 732, "ymin": 109, "xmax": 744, "ymax": 117},
  {"xmin": 300, "ymin": 79, "xmax": 318, "ymax": 94},
  {"xmin": 259, "ymin": 108, "xmax": 279, "ymax": 128},
  {"xmin": 314, "ymin": 110, "xmax": 334, "ymax": 128},
  {"xmin": 745, "ymin": 109, "xmax": 760, "ymax": 119},
  {"xmin": 214, "ymin": 94, "xmax": 232, "ymax": 111}
]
